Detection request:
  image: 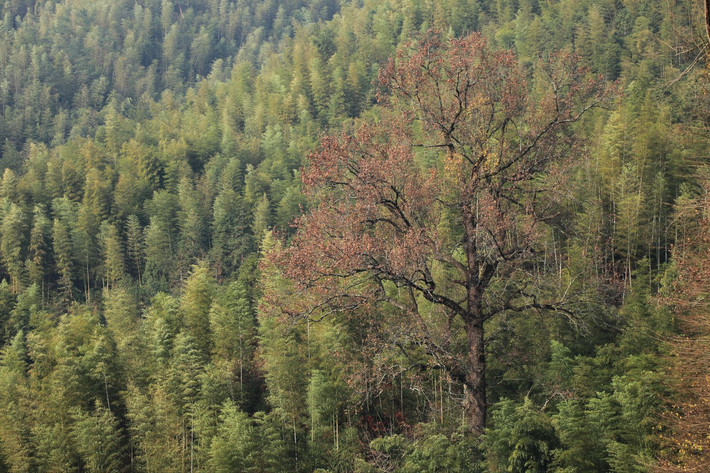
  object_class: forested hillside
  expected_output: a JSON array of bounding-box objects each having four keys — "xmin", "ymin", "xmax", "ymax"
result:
[{"xmin": 0, "ymin": 0, "xmax": 707, "ymax": 471}]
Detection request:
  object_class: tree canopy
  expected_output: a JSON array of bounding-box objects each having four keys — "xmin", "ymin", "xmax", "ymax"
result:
[{"xmin": 0, "ymin": 0, "xmax": 706, "ymax": 471}]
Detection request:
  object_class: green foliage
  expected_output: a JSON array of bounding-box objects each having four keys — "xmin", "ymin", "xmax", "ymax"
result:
[
  {"xmin": 369, "ymin": 428, "xmax": 483, "ymax": 473},
  {"xmin": 1, "ymin": 202, "xmax": 25, "ymax": 293},
  {"xmin": 99, "ymin": 222, "xmax": 125, "ymax": 290},
  {"xmin": 0, "ymin": 0, "xmax": 702, "ymax": 470},
  {"xmin": 181, "ymin": 263, "xmax": 215, "ymax": 358},
  {"xmin": 52, "ymin": 217, "xmax": 74, "ymax": 304},
  {"xmin": 485, "ymin": 399, "xmax": 558, "ymax": 473},
  {"xmin": 208, "ymin": 402, "xmax": 258, "ymax": 472},
  {"xmin": 400, "ymin": 430, "xmax": 483, "ymax": 473},
  {"xmin": 71, "ymin": 403, "xmax": 125, "ymax": 473}
]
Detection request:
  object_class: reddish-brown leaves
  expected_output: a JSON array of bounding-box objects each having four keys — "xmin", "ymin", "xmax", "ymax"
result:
[
  {"xmin": 287, "ymin": 116, "xmax": 440, "ymax": 304},
  {"xmin": 266, "ymin": 27, "xmax": 609, "ymax": 350},
  {"xmin": 656, "ymin": 179, "xmax": 710, "ymax": 473},
  {"xmin": 263, "ymin": 31, "xmax": 608, "ymax": 432}
]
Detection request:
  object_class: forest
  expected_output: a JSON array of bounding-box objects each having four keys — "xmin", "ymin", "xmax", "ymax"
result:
[{"xmin": 0, "ymin": 0, "xmax": 707, "ymax": 471}]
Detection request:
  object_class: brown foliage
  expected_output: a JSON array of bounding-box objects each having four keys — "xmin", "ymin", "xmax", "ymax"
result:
[
  {"xmin": 266, "ymin": 31, "xmax": 608, "ymax": 434},
  {"xmin": 656, "ymin": 177, "xmax": 710, "ymax": 473}
]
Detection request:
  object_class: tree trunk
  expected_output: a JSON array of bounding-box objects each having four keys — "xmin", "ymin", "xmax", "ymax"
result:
[
  {"xmin": 462, "ymin": 201, "xmax": 487, "ymax": 434},
  {"xmin": 463, "ymin": 316, "xmax": 486, "ymax": 435}
]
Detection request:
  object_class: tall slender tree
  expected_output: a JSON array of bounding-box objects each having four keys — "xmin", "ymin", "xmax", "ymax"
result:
[
  {"xmin": 52, "ymin": 218, "xmax": 74, "ymax": 303},
  {"xmin": 1, "ymin": 203, "xmax": 25, "ymax": 293},
  {"xmin": 27, "ymin": 206, "xmax": 50, "ymax": 297}
]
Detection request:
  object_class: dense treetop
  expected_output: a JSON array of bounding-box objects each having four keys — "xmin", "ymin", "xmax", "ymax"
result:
[{"xmin": 0, "ymin": 0, "xmax": 706, "ymax": 471}]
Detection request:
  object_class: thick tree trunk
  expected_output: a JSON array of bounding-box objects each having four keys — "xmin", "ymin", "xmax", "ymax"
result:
[
  {"xmin": 461, "ymin": 202, "xmax": 488, "ymax": 434},
  {"xmin": 464, "ymin": 316, "xmax": 486, "ymax": 435}
]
